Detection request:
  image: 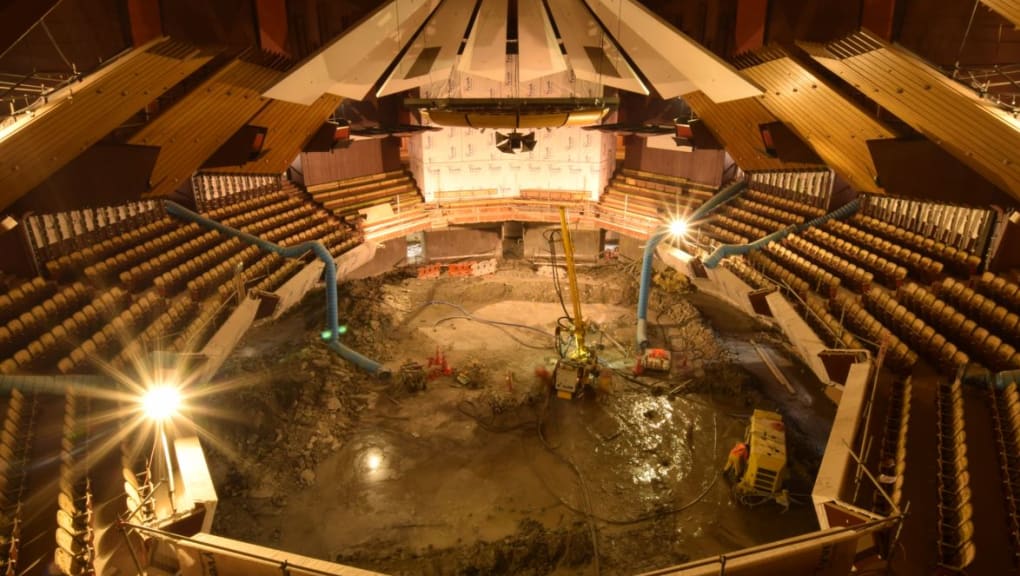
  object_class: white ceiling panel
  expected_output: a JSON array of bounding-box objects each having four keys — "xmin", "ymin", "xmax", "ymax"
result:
[
  {"xmin": 583, "ymin": 0, "xmax": 760, "ymax": 102},
  {"xmin": 264, "ymin": 0, "xmax": 440, "ymax": 103},
  {"xmin": 546, "ymin": 0, "xmax": 646, "ymax": 94},
  {"xmin": 377, "ymin": 0, "xmax": 479, "ymax": 97},
  {"xmin": 464, "ymin": 0, "xmax": 509, "ymax": 83},
  {"xmin": 517, "ymin": 0, "xmax": 567, "ymax": 82}
]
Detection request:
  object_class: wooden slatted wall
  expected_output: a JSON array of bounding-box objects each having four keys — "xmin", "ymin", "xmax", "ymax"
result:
[
  {"xmin": 735, "ymin": 47, "xmax": 897, "ymax": 193},
  {"xmin": 0, "ymin": 38, "xmax": 215, "ymax": 211}
]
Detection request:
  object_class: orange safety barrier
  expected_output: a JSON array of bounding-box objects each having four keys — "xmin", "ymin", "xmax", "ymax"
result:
[
  {"xmin": 417, "ymin": 264, "xmax": 442, "ymax": 279},
  {"xmin": 447, "ymin": 263, "xmax": 474, "ymax": 277}
]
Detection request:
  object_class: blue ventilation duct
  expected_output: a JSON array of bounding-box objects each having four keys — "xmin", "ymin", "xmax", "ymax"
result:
[{"xmin": 164, "ymin": 201, "xmax": 388, "ymax": 378}]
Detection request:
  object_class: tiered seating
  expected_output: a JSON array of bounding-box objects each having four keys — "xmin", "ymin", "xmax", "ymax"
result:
[
  {"xmin": 698, "ymin": 223, "xmax": 748, "ymax": 246},
  {"xmin": 118, "ymin": 229, "xmax": 222, "ymax": 292},
  {"xmin": 934, "ymin": 378, "xmax": 976, "ymax": 572},
  {"xmin": 823, "ymin": 220, "xmax": 945, "ymax": 281},
  {"xmin": 899, "ymin": 282, "xmax": 1019, "ymax": 372},
  {"xmin": 802, "ymin": 226, "xmax": 908, "ymax": 286},
  {"xmin": 44, "ymin": 217, "xmax": 174, "ymax": 282},
  {"xmin": 864, "ymin": 286, "xmax": 966, "ymax": 374},
  {"xmin": 152, "ymin": 238, "xmax": 245, "ymax": 297},
  {"xmin": 936, "ymin": 277, "xmax": 1020, "ymax": 365},
  {"xmin": 874, "ymin": 377, "xmax": 911, "ymax": 515},
  {"xmin": 1, "ymin": 289, "xmax": 128, "ymax": 375},
  {"xmin": 975, "ymin": 271, "xmax": 1020, "ymax": 315},
  {"xmin": 173, "ymin": 301, "xmax": 228, "ymax": 352},
  {"xmin": 710, "ymin": 214, "xmax": 769, "ymax": 242},
  {"xmin": 763, "ymin": 243, "xmax": 841, "ymax": 297},
  {"xmin": 744, "ymin": 189, "xmax": 826, "ymax": 220},
  {"xmin": 830, "ymin": 295, "xmax": 918, "ymax": 373},
  {"xmin": 803, "ymin": 296, "xmax": 863, "ymax": 349},
  {"xmin": 783, "ymin": 233, "xmax": 874, "ymax": 292},
  {"xmin": 989, "ymin": 379, "xmax": 1020, "ymax": 565},
  {"xmin": 598, "ymin": 169, "xmax": 713, "ymax": 236},
  {"xmin": 731, "ymin": 197, "xmax": 806, "ymax": 226},
  {"xmin": 307, "ymin": 170, "xmax": 417, "ymax": 220},
  {"xmin": 81, "ymin": 222, "xmax": 201, "ymax": 286},
  {"xmin": 747, "ymin": 251, "xmax": 810, "ymax": 300},
  {"xmin": 724, "ymin": 258, "xmax": 776, "ymax": 291},
  {"xmin": 853, "ymin": 214, "xmax": 981, "ymax": 276},
  {"xmin": 55, "ymin": 388, "xmax": 95, "ymax": 575},
  {"xmin": 0, "ymin": 277, "xmax": 57, "ymax": 323},
  {"xmin": 0, "ymin": 282, "xmax": 91, "ymax": 360},
  {"xmin": 55, "ymin": 291, "xmax": 156, "ymax": 374},
  {"xmin": 717, "ymin": 204, "xmax": 788, "ymax": 235},
  {"xmin": 107, "ymin": 298, "xmax": 197, "ymax": 371},
  {"xmin": 204, "ymin": 189, "xmax": 287, "ymax": 220},
  {"xmin": 0, "ymin": 388, "xmax": 37, "ymax": 575}
]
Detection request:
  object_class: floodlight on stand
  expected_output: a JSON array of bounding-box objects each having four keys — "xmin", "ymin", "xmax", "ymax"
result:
[
  {"xmin": 668, "ymin": 219, "xmax": 688, "ymax": 238},
  {"xmin": 142, "ymin": 385, "xmax": 181, "ymax": 421}
]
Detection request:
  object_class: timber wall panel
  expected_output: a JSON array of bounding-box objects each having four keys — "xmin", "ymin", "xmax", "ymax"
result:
[
  {"xmin": 981, "ymin": 0, "xmax": 1020, "ymax": 28},
  {"xmin": 0, "ymin": 38, "xmax": 215, "ymax": 211},
  {"xmin": 203, "ymin": 92, "xmax": 342, "ymax": 174},
  {"xmin": 736, "ymin": 48, "xmax": 896, "ymax": 192},
  {"xmin": 804, "ymin": 31, "xmax": 1020, "ymax": 201},
  {"xmin": 130, "ymin": 55, "xmax": 286, "ymax": 197},
  {"xmin": 684, "ymin": 90, "xmax": 825, "ymax": 172}
]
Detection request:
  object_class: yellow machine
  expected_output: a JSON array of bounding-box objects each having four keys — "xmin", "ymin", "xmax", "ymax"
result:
[
  {"xmin": 552, "ymin": 207, "xmax": 601, "ymax": 399},
  {"xmin": 732, "ymin": 409, "xmax": 789, "ymax": 506}
]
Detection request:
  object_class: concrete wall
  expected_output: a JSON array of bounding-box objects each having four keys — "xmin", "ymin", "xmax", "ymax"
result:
[
  {"xmin": 813, "ymin": 361, "xmax": 873, "ymax": 516},
  {"xmin": 346, "ymin": 237, "xmax": 407, "ymax": 280},
  {"xmin": 424, "ymin": 227, "xmax": 501, "ymax": 261},
  {"xmin": 523, "ymin": 224, "xmax": 602, "ymax": 261}
]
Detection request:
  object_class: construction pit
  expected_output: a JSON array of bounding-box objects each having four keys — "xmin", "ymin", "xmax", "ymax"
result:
[{"xmin": 201, "ymin": 260, "xmax": 835, "ymax": 575}]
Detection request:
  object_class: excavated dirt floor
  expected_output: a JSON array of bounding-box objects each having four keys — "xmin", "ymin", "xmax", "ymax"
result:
[{"xmin": 200, "ymin": 259, "xmax": 834, "ymax": 576}]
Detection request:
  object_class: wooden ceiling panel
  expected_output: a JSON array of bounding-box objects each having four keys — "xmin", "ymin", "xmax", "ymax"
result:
[
  {"xmin": 684, "ymin": 90, "xmax": 825, "ymax": 172},
  {"xmin": 735, "ymin": 47, "xmax": 896, "ymax": 192},
  {"xmin": 980, "ymin": 0, "xmax": 1020, "ymax": 28},
  {"xmin": 0, "ymin": 38, "xmax": 215, "ymax": 212},
  {"xmin": 804, "ymin": 30, "xmax": 1020, "ymax": 202},
  {"xmin": 130, "ymin": 54, "xmax": 287, "ymax": 197},
  {"xmin": 202, "ymin": 92, "xmax": 342, "ymax": 174}
]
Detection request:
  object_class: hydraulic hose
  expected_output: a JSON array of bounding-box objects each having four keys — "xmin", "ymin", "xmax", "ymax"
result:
[{"xmin": 163, "ymin": 201, "xmax": 388, "ymax": 378}]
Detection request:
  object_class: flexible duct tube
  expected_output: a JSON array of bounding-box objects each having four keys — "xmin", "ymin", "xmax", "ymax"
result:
[
  {"xmin": 635, "ymin": 179, "xmax": 748, "ymax": 349},
  {"xmin": 701, "ymin": 198, "xmax": 860, "ymax": 269},
  {"xmin": 163, "ymin": 201, "xmax": 388, "ymax": 378}
]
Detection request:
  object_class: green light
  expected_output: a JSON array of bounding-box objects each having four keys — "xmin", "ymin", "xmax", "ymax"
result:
[
  {"xmin": 337, "ymin": 325, "xmax": 348, "ymax": 335},
  {"xmin": 321, "ymin": 330, "xmax": 333, "ymax": 340}
]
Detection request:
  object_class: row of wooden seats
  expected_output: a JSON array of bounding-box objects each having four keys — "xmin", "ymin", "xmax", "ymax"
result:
[
  {"xmin": 712, "ymin": 214, "xmax": 769, "ymax": 242},
  {"xmin": 118, "ymin": 230, "xmax": 220, "ymax": 292},
  {"xmin": 874, "ymin": 377, "xmax": 911, "ymax": 515},
  {"xmin": 802, "ymin": 226, "xmax": 908, "ymax": 286},
  {"xmin": 204, "ymin": 188, "xmax": 287, "ymax": 221},
  {"xmin": 784, "ymin": 233, "xmax": 874, "ymax": 292},
  {"xmin": 108, "ymin": 298, "xmax": 197, "ymax": 372},
  {"xmin": 718, "ymin": 205, "xmax": 786, "ymax": 235},
  {"xmin": 744, "ymin": 189, "xmax": 826, "ymax": 220},
  {"xmin": 187, "ymin": 245, "xmax": 261, "ymax": 301},
  {"xmin": 830, "ymin": 295, "xmax": 918, "ymax": 374},
  {"xmin": 899, "ymin": 282, "xmax": 1020, "ymax": 372},
  {"xmin": 152, "ymin": 238, "xmax": 245, "ymax": 298},
  {"xmin": 306, "ymin": 170, "xmax": 408, "ymax": 198},
  {"xmin": 172, "ymin": 301, "xmax": 225, "ymax": 353},
  {"xmin": 699, "ymin": 223, "xmax": 748, "ymax": 246},
  {"xmin": 824, "ymin": 220, "xmax": 945, "ymax": 281},
  {"xmin": 0, "ymin": 277, "xmax": 56, "ymax": 325},
  {"xmin": 0, "ymin": 289, "xmax": 130, "ymax": 375},
  {"xmin": 55, "ymin": 389, "xmax": 95, "ymax": 576},
  {"xmin": 45, "ymin": 217, "xmax": 175, "ymax": 282},
  {"xmin": 937, "ymin": 277, "xmax": 1020, "ymax": 349},
  {"xmin": 56, "ymin": 292, "xmax": 166, "ymax": 375},
  {"xmin": 606, "ymin": 180, "xmax": 707, "ymax": 210},
  {"xmin": 853, "ymin": 214, "xmax": 980, "ymax": 276},
  {"xmin": 241, "ymin": 205, "xmax": 320, "ymax": 239},
  {"xmin": 763, "ymin": 243, "xmax": 841, "ymax": 298},
  {"xmin": 616, "ymin": 169, "xmax": 716, "ymax": 201},
  {"xmin": 989, "ymin": 380, "xmax": 1020, "ymax": 565},
  {"xmin": 865, "ymin": 286, "xmax": 968, "ymax": 374},
  {"xmin": 324, "ymin": 229, "xmax": 363, "ymax": 258},
  {"xmin": 934, "ymin": 378, "xmax": 976, "ymax": 572},
  {"xmin": 731, "ymin": 197, "xmax": 805, "ymax": 226},
  {"xmin": 0, "ymin": 389, "xmax": 35, "ymax": 509},
  {"xmin": 82, "ymin": 222, "xmax": 203, "ymax": 285},
  {"xmin": 220, "ymin": 196, "xmax": 304, "ymax": 230},
  {"xmin": 122, "ymin": 464, "xmax": 156, "ymax": 526},
  {"xmin": 723, "ymin": 258, "xmax": 775, "ymax": 292},
  {"xmin": 253, "ymin": 258, "xmax": 304, "ymax": 293},
  {"xmin": 747, "ymin": 251, "xmax": 811, "ymax": 301},
  {"xmin": 803, "ymin": 296, "xmax": 863, "ymax": 349},
  {"xmin": 315, "ymin": 179, "xmax": 417, "ymax": 217},
  {"xmin": 975, "ymin": 271, "xmax": 1020, "ymax": 316},
  {"xmin": 0, "ymin": 282, "xmax": 91, "ymax": 358}
]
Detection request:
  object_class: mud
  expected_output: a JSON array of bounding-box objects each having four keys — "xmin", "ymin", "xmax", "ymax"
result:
[{"xmin": 202, "ymin": 259, "xmax": 832, "ymax": 575}]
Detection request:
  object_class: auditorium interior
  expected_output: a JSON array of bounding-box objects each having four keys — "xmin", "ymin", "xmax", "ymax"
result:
[{"xmin": 2, "ymin": 0, "xmax": 1020, "ymax": 574}]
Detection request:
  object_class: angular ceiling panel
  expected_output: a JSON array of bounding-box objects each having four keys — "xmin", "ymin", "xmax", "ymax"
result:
[
  {"xmin": 583, "ymin": 0, "xmax": 761, "ymax": 102},
  {"xmin": 518, "ymin": 0, "xmax": 567, "ymax": 82},
  {"xmin": 264, "ymin": 0, "xmax": 440, "ymax": 104},
  {"xmin": 463, "ymin": 0, "xmax": 509, "ymax": 82},
  {"xmin": 545, "ymin": 0, "xmax": 647, "ymax": 94}
]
